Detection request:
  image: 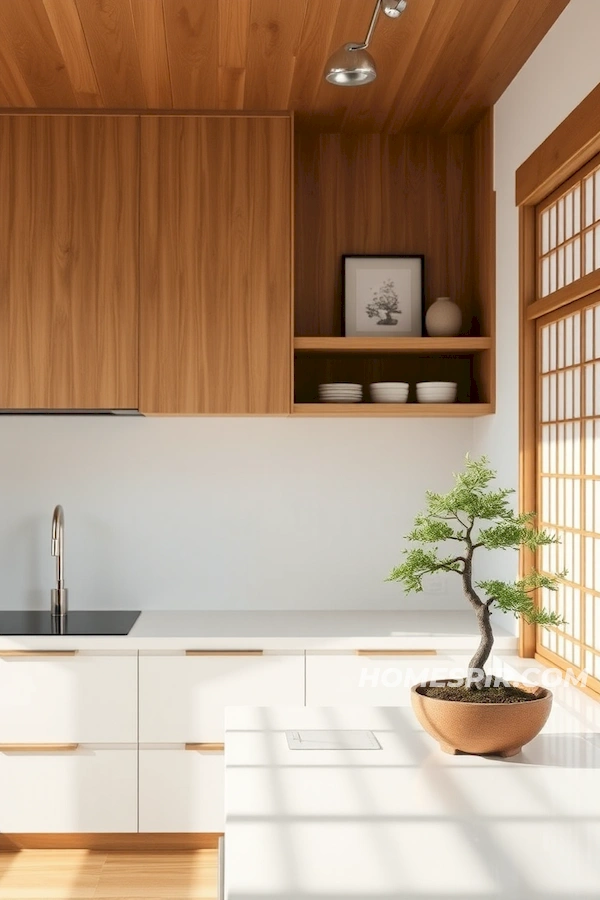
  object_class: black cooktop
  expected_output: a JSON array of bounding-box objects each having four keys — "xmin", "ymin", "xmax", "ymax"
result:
[{"xmin": 0, "ymin": 610, "xmax": 141, "ymax": 636}]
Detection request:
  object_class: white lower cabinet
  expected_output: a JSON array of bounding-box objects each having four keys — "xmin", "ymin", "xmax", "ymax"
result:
[
  {"xmin": 139, "ymin": 652, "xmax": 305, "ymax": 742},
  {"xmin": 305, "ymin": 652, "xmax": 458, "ymax": 706},
  {"xmin": 0, "ymin": 746, "xmax": 137, "ymax": 832},
  {"xmin": 139, "ymin": 747, "xmax": 224, "ymax": 832},
  {"xmin": 138, "ymin": 651, "xmax": 304, "ymax": 832},
  {"xmin": 0, "ymin": 652, "xmax": 137, "ymax": 743}
]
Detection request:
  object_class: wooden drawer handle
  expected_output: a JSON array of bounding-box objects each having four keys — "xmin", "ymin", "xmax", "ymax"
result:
[
  {"xmin": 185, "ymin": 650, "xmax": 263, "ymax": 657},
  {"xmin": 185, "ymin": 743, "xmax": 224, "ymax": 753},
  {"xmin": 0, "ymin": 743, "xmax": 79, "ymax": 752},
  {"xmin": 354, "ymin": 649, "xmax": 437, "ymax": 656},
  {"xmin": 0, "ymin": 651, "xmax": 78, "ymax": 658}
]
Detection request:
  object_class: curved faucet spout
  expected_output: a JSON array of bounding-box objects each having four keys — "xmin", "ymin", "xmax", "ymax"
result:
[
  {"xmin": 51, "ymin": 504, "xmax": 64, "ymax": 586},
  {"xmin": 51, "ymin": 505, "xmax": 68, "ymax": 616}
]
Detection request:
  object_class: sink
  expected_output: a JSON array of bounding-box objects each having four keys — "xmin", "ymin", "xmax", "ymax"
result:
[{"xmin": 0, "ymin": 610, "xmax": 141, "ymax": 635}]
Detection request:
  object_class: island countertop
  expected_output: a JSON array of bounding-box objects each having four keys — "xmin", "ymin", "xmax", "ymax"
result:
[{"xmin": 224, "ymin": 689, "xmax": 600, "ymax": 900}]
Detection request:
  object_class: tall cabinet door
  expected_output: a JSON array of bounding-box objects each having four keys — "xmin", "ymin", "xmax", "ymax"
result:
[
  {"xmin": 139, "ymin": 115, "xmax": 292, "ymax": 414},
  {"xmin": 0, "ymin": 116, "xmax": 139, "ymax": 410}
]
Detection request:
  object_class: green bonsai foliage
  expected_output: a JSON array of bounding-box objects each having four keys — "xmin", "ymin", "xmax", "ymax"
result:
[{"xmin": 387, "ymin": 456, "xmax": 565, "ymax": 688}]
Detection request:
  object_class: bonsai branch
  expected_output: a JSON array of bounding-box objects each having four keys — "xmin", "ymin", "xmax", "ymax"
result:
[{"xmin": 387, "ymin": 456, "xmax": 564, "ymax": 692}]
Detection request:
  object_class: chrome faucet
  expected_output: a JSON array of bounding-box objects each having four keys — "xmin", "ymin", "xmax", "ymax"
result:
[{"xmin": 51, "ymin": 505, "xmax": 68, "ymax": 617}]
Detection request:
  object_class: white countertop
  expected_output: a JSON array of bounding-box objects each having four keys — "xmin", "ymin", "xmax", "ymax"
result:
[
  {"xmin": 0, "ymin": 610, "xmax": 518, "ymax": 652},
  {"xmin": 224, "ymin": 664, "xmax": 600, "ymax": 899}
]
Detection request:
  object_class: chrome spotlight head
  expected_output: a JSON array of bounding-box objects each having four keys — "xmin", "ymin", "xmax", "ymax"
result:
[{"xmin": 324, "ymin": 43, "xmax": 377, "ymax": 86}]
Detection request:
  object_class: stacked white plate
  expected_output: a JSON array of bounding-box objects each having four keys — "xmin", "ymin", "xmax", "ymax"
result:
[
  {"xmin": 318, "ymin": 382, "xmax": 363, "ymax": 403},
  {"xmin": 416, "ymin": 381, "xmax": 457, "ymax": 403},
  {"xmin": 370, "ymin": 382, "xmax": 409, "ymax": 403}
]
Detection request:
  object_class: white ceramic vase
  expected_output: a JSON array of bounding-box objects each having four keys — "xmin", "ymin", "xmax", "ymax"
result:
[{"xmin": 425, "ymin": 297, "xmax": 462, "ymax": 337}]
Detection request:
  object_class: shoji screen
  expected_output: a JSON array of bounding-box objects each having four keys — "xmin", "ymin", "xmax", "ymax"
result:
[{"xmin": 537, "ymin": 298, "xmax": 600, "ymax": 690}]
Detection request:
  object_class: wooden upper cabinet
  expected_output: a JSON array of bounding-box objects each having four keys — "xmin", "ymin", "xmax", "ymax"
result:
[
  {"xmin": 139, "ymin": 115, "xmax": 292, "ymax": 414},
  {"xmin": 0, "ymin": 116, "xmax": 139, "ymax": 409}
]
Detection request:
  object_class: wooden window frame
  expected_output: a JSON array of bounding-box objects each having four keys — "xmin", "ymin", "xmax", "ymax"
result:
[{"xmin": 518, "ymin": 82, "xmax": 600, "ymax": 672}]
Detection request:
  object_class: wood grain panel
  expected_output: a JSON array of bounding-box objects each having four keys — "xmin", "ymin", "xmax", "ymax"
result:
[
  {"xmin": 0, "ymin": 47, "xmax": 36, "ymax": 107},
  {"xmin": 0, "ymin": 0, "xmax": 78, "ymax": 107},
  {"xmin": 0, "ymin": 0, "xmax": 569, "ymax": 130},
  {"xmin": 139, "ymin": 115, "xmax": 292, "ymax": 414},
  {"xmin": 288, "ymin": 0, "xmax": 342, "ymax": 118},
  {"xmin": 130, "ymin": 0, "xmax": 173, "ymax": 108},
  {"xmin": 472, "ymin": 109, "xmax": 496, "ymax": 409},
  {"xmin": 74, "ymin": 0, "xmax": 146, "ymax": 107},
  {"xmin": 385, "ymin": 0, "xmax": 467, "ymax": 133},
  {"xmin": 519, "ymin": 205, "xmax": 537, "ymax": 658},
  {"xmin": 0, "ymin": 116, "xmax": 139, "ymax": 409},
  {"xmin": 40, "ymin": 0, "xmax": 102, "ymax": 107},
  {"xmin": 218, "ymin": 0, "xmax": 252, "ymax": 108},
  {"xmin": 404, "ymin": 0, "xmax": 513, "ymax": 132},
  {"xmin": 295, "ymin": 131, "xmax": 476, "ymax": 336},
  {"xmin": 163, "ymin": 0, "xmax": 219, "ymax": 108},
  {"xmin": 243, "ymin": 0, "xmax": 307, "ymax": 109}
]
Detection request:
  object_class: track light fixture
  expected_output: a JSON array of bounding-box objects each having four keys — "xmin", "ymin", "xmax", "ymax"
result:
[{"xmin": 324, "ymin": 0, "xmax": 407, "ymax": 86}]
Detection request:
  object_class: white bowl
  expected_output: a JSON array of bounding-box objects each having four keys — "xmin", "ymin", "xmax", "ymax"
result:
[
  {"xmin": 416, "ymin": 381, "xmax": 457, "ymax": 389},
  {"xmin": 319, "ymin": 383, "xmax": 362, "ymax": 390},
  {"xmin": 370, "ymin": 382, "xmax": 409, "ymax": 389},
  {"xmin": 370, "ymin": 386, "xmax": 409, "ymax": 403},
  {"xmin": 416, "ymin": 384, "xmax": 457, "ymax": 403}
]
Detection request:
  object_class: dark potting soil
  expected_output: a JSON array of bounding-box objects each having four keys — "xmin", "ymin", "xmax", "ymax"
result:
[{"xmin": 420, "ymin": 682, "xmax": 537, "ymax": 703}]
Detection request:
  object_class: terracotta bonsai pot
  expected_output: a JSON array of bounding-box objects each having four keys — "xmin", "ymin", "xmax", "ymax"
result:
[{"xmin": 411, "ymin": 679, "xmax": 552, "ymax": 757}]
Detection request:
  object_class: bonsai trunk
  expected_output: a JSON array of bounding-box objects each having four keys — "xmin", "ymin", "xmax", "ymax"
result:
[
  {"xmin": 462, "ymin": 557, "xmax": 494, "ymax": 689},
  {"xmin": 467, "ymin": 603, "xmax": 493, "ymax": 688}
]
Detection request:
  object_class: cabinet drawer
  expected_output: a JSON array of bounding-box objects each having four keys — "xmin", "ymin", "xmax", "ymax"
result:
[
  {"xmin": 139, "ymin": 747, "xmax": 224, "ymax": 832},
  {"xmin": 139, "ymin": 653, "xmax": 304, "ymax": 742},
  {"xmin": 306, "ymin": 652, "xmax": 458, "ymax": 706},
  {"xmin": 0, "ymin": 746, "xmax": 137, "ymax": 832},
  {"xmin": 0, "ymin": 653, "xmax": 137, "ymax": 743}
]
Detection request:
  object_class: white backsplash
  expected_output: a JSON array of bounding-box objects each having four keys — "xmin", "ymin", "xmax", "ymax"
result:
[{"xmin": 0, "ymin": 416, "xmax": 472, "ymax": 612}]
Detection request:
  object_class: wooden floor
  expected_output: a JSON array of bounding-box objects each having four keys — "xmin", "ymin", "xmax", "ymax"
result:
[{"xmin": 0, "ymin": 851, "xmax": 218, "ymax": 899}]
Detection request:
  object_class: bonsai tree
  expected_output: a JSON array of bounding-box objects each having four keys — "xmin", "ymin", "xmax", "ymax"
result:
[
  {"xmin": 387, "ymin": 456, "xmax": 565, "ymax": 690},
  {"xmin": 366, "ymin": 279, "xmax": 401, "ymax": 325}
]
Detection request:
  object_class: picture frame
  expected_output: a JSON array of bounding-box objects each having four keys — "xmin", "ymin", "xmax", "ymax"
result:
[{"xmin": 342, "ymin": 254, "xmax": 424, "ymax": 337}]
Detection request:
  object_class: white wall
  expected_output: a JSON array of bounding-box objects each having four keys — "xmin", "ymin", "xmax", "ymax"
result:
[
  {"xmin": 473, "ymin": 0, "xmax": 600, "ymax": 628},
  {"xmin": 0, "ymin": 416, "xmax": 471, "ymax": 611}
]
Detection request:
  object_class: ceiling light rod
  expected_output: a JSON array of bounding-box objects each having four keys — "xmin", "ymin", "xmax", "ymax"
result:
[
  {"xmin": 324, "ymin": 0, "xmax": 407, "ymax": 87},
  {"xmin": 349, "ymin": 0, "xmax": 406, "ymax": 50}
]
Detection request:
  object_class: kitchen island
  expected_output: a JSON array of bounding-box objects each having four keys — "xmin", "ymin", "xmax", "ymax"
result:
[{"xmin": 224, "ymin": 689, "xmax": 600, "ymax": 899}]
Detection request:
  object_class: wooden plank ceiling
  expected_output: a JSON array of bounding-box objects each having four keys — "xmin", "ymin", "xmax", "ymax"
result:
[{"xmin": 0, "ymin": 0, "xmax": 569, "ymax": 131}]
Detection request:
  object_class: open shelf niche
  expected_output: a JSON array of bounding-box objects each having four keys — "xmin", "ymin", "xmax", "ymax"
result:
[{"xmin": 292, "ymin": 114, "xmax": 495, "ymax": 417}]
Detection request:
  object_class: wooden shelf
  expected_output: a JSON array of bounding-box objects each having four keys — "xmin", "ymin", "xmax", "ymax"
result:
[
  {"xmin": 294, "ymin": 337, "xmax": 492, "ymax": 354},
  {"xmin": 292, "ymin": 403, "xmax": 493, "ymax": 417}
]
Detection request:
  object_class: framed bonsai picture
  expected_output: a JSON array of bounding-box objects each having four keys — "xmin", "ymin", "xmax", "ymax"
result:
[{"xmin": 342, "ymin": 254, "xmax": 424, "ymax": 337}]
